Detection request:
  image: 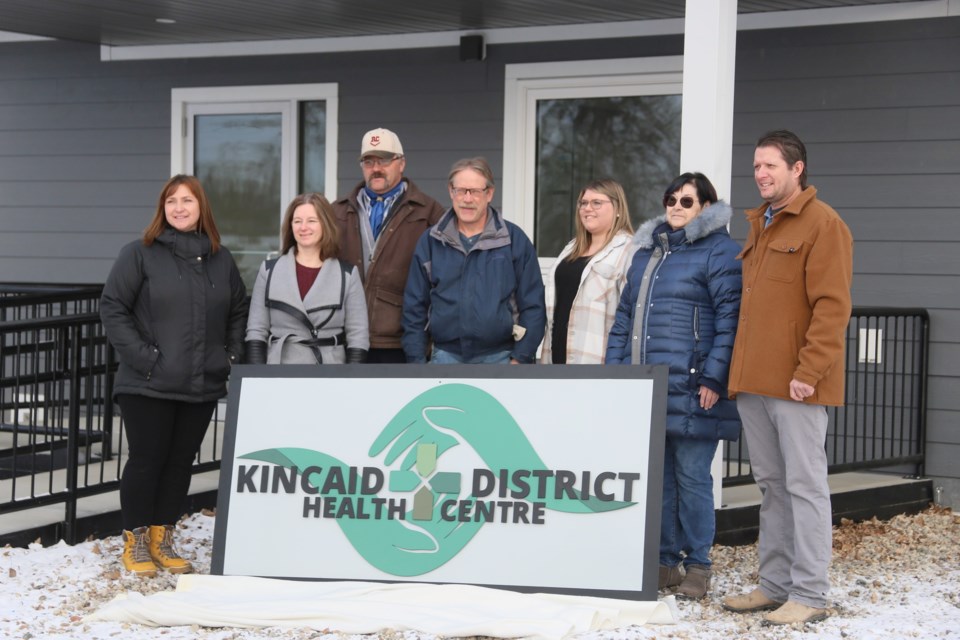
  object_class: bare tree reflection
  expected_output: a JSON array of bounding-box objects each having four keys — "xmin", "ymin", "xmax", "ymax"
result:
[{"xmin": 535, "ymin": 95, "xmax": 681, "ymax": 256}]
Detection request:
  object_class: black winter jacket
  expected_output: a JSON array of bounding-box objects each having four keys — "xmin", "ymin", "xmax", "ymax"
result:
[{"xmin": 101, "ymin": 229, "xmax": 248, "ymax": 403}]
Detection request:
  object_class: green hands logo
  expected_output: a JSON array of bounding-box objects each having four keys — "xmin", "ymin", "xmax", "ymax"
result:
[
  {"xmin": 390, "ymin": 443, "xmax": 462, "ymax": 521},
  {"xmin": 238, "ymin": 383, "xmax": 638, "ymax": 576}
]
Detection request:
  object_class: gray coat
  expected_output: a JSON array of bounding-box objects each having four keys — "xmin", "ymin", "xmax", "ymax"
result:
[{"xmin": 245, "ymin": 252, "xmax": 369, "ymax": 364}]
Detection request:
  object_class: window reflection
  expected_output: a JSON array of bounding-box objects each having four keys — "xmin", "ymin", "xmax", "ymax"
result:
[
  {"xmin": 535, "ymin": 95, "xmax": 682, "ymax": 256},
  {"xmin": 299, "ymin": 101, "xmax": 327, "ymax": 195},
  {"xmin": 194, "ymin": 113, "xmax": 282, "ymax": 287}
]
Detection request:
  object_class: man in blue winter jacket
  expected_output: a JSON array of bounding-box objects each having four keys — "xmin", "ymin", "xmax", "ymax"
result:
[{"xmin": 402, "ymin": 157, "xmax": 546, "ymax": 364}]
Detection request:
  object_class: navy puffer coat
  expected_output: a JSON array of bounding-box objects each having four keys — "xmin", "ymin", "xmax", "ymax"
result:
[{"xmin": 606, "ymin": 202, "xmax": 742, "ymax": 441}]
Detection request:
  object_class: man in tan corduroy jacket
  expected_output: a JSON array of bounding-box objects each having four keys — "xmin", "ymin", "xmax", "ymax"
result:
[{"xmin": 722, "ymin": 130, "xmax": 853, "ymax": 626}]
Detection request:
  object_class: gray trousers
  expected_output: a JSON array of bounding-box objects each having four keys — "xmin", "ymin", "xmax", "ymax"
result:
[{"xmin": 737, "ymin": 393, "xmax": 832, "ymax": 608}]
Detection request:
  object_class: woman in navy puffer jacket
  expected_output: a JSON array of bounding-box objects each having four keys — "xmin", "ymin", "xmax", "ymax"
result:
[{"xmin": 607, "ymin": 172, "xmax": 742, "ymax": 600}]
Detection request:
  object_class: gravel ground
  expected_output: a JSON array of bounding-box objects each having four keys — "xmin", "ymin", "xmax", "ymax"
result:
[{"xmin": 2, "ymin": 506, "xmax": 958, "ymax": 639}]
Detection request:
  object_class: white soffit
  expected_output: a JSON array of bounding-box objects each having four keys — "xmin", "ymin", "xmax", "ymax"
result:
[
  {"xmin": 0, "ymin": 31, "xmax": 50, "ymax": 42},
  {"xmin": 100, "ymin": 0, "xmax": 958, "ymax": 61}
]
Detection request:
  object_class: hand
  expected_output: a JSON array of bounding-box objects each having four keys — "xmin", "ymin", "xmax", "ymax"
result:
[
  {"xmin": 789, "ymin": 378, "xmax": 816, "ymax": 402},
  {"xmin": 510, "ymin": 358, "xmax": 520, "ymax": 365},
  {"xmin": 698, "ymin": 385, "xmax": 719, "ymax": 410}
]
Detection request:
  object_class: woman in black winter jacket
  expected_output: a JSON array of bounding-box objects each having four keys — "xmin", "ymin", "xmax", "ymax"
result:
[
  {"xmin": 101, "ymin": 175, "xmax": 247, "ymax": 577},
  {"xmin": 607, "ymin": 172, "xmax": 742, "ymax": 600}
]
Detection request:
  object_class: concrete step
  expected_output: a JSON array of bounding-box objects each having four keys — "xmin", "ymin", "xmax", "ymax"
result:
[{"xmin": 716, "ymin": 472, "xmax": 933, "ymax": 546}]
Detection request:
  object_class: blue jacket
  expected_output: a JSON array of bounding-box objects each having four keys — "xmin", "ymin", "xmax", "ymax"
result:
[
  {"xmin": 402, "ymin": 207, "xmax": 546, "ymax": 363},
  {"xmin": 606, "ymin": 202, "xmax": 742, "ymax": 441}
]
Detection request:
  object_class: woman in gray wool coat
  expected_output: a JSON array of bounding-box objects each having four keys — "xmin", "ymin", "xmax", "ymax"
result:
[{"xmin": 245, "ymin": 193, "xmax": 369, "ymax": 364}]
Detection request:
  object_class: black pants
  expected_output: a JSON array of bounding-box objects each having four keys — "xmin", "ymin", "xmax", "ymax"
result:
[
  {"xmin": 366, "ymin": 348, "xmax": 407, "ymax": 364},
  {"xmin": 117, "ymin": 394, "xmax": 216, "ymax": 530}
]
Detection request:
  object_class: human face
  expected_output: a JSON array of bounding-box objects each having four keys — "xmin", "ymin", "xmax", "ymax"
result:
[
  {"xmin": 578, "ymin": 189, "xmax": 616, "ymax": 239},
  {"xmin": 164, "ymin": 184, "xmax": 201, "ymax": 233},
  {"xmin": 449, "ymin": 168, "xmax": 494, "ymax": 235},
  {"xmin": 291, "ymin": 203, "xmax": 323, "ymax": 251},
  {"xmin": 754, "ymin": 145, "xmax": 803, "ymax": 208},
  {"xmin": 664, "ymin": 183, "xmax": 704, "ymax": 230},
  {"xmin": 362, "ymin": 154, "xmax": 405, "ymax": 194}
]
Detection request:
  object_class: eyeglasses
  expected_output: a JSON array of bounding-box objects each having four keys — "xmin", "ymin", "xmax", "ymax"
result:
[
  {"xmin": 360, "ymin": 156, "xmax": 399, "ymax": 169},
  {"xmin": 578, "ymin": 199, "xmax": 611, "ymax": 210},
  {"xmin": 450, "ymin": 187, "xmax": 489, "ymax": 199},
  {"xmin": 663, "ymin": 195, "xmax": 698, "ymax": 209}
]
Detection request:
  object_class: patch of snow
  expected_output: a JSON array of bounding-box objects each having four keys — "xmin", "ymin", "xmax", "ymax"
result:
[{"xmin": 1, "ymin": 508, "xmax": 957, "ymax": 639}]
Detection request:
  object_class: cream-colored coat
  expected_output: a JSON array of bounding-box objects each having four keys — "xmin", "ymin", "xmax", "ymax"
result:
[{"xmin": 540, "ymin": 232, "xmax": 636, "ymax": 364}]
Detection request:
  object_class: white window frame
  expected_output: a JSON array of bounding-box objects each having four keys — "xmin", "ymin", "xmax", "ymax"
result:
[
  {"xmin": 170, "ymin": 83, "xmax": 339, "ymax": 206},
  {"xmin": 501, "ymin": 57, "xmax": 683, "ymax": 246}
]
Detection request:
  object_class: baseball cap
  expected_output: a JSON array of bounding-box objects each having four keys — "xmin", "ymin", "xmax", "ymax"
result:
[{"xmin": 360, "ymin": 128, "xmax": 404, "ymax": 159}]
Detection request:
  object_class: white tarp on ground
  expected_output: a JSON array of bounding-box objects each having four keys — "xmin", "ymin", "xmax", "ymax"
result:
[{"xmin": 87, "ymin": 575, "xmax": 677, "ymax": 639}]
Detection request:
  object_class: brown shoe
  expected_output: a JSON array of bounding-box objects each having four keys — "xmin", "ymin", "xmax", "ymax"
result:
[
  {"xmin": 658, "ymin": 564, "xmax": 684, "ymax": 589},
  {"xmin": 676, "ymin": 564, "xmax": 711, "ymax": 599},
  {"xmin": 762, "ymin": 600, "xmax": 829, "ymax": 626},
  {"xmin": 722, "ymin": 588, "xmax": 783, "ymax": 612}
]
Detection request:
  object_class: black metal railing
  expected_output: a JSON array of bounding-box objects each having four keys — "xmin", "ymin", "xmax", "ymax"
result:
[
  {"xmin": 723, "ymin": 307, "xmax": 929, "ymax": 485},
  {"xmin": 0, "ymin": 284, "xmax": 103, "ymax": 322},
  {"xmin": 1, "ymin": 285, "xmax": 224, "ymax": 544},
  {"xmin": 2, "ymin": 284, "xmax": 929, "ymax": 539}
]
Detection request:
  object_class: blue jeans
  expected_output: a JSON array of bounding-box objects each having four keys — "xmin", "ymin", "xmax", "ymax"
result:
[
  {"xmin": 660, "ymin": 435, "xmax": 719, "ymax": 568},
  {"xmin": 430, "ymin": 347, "xmax": 512, "ymax": 364}
]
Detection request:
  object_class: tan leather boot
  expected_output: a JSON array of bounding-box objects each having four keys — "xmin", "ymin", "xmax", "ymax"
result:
[
  {"xmin": 148, "ymin": 524, "xmax": 193, "ymax": 574},
  {"xmin": 121, "ymin": 527, "xmax": 158, "ymax": 577},
  {"xmin": 722, "ymin": 588, "xmax": 783, "ymax": 612},
  {"xmin": 676, "ymin": 564, "xmax": 711, "ymax": 599},
  {"xmin": 763, "ymin": 601, "xmax": 829, "ymax": 626}
]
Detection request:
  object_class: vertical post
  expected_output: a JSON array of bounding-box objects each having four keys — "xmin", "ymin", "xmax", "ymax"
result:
[
  {"xmin": 680, "ymin": 0, "xmax": 738, "ymax": 202},
  {"xmin": 102, "ymin": 340, "xmax": 116, "ymax": 461},
  {"xmin": 63, "ymin": 323, "xmax": 82, "ymax": 545},
  {"xmin": 916, "ymin": 312, "xmax": 929, "ymax": 477},
  {"xmin": 681, "ymin": 0, "xmax": 738, "ymax": 504}
]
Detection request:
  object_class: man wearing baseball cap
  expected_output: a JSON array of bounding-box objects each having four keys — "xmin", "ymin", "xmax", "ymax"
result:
[{"xmin": 333, "ymin": 128, "xmax": 444, "ymax": 363}]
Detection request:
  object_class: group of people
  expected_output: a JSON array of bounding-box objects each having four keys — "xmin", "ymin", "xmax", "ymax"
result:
[{"xmin": 100, "ymin": 128, "xmax": 852, "ymax": 627}]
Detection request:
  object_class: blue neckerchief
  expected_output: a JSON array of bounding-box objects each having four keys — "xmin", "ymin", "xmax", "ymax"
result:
[{"xmin": 363, "ymin": 182, "xmax": 405, "ymax": 239}]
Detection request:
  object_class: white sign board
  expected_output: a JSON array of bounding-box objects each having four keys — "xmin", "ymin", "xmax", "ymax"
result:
[{"xmin": 213, "ymin": 364, "xmax": 667, "ymax": 600}]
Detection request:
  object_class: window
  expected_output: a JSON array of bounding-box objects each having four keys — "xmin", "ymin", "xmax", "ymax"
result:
[
  {"xmin": 171, "ymin": 84, "xmax": 338, "ymax": 286},
  {"xmin": 502, "ymin": 58, "xmax": 682, "ymax": 261}
]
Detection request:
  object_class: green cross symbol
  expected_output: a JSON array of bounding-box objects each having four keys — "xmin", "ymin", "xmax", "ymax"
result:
[{"xmin": 389, "ymin": 443, "xmax": 461, "ymax": 520}]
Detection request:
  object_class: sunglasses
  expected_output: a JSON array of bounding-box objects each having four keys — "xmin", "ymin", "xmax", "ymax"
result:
[{"xmin": 663, "ymin": 195, "xmax": 698, "ymax": 209}]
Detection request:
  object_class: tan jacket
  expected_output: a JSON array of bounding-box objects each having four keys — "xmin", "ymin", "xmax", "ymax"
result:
[
  {"xmin": 333, "ymin": 179, "xmax": 444, "ymax": 350},
  {"xmin": 728, "ymin": 186, "xmax": 853, "ymax": 406}
]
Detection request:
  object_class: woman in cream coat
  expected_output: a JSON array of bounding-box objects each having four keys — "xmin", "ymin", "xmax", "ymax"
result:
[
  {"xmin": 245, "ymin": 193, "xmax": 369, "ymax": 364},
  {"xmin": 540, "ymin": 179, "xmax": 635, "ymax": 364}
]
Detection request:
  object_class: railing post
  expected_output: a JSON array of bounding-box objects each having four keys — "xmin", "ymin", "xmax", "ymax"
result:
[
  {"xmin": 102, "ymin": 342, "xmax": 116, "ymax": 460},
  {"xmin": 63, "ymin": 324, "xmax": 83, "ymax": 545},
  {"xmin": 916, "ymin": 313, "xmax": 929, "ymax": 477}
]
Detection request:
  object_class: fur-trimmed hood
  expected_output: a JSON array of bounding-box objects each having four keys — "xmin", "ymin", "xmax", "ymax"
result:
[{"xmin": 633, "ymin": 200, "xmax": 733, "ymax": 249}]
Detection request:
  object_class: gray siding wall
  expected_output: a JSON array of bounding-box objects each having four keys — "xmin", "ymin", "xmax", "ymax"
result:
[
  {"xmin": 0, "ymin": 34, "xmax": 677, "ymax": 283},
  {"xmin": 729, "ymin": 18, "xmax": 960, "ymax": 486},
  {"xmin": 1, "ymin": 17, "xmax": 957, "ymax": 484}
]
